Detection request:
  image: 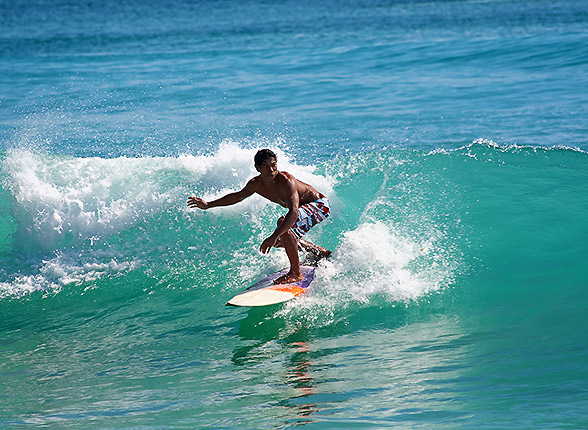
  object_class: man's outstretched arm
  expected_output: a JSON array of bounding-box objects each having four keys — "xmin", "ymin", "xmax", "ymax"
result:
[{"xmin": 188, "ymin": 179, "xmax": 256, "ymax": 210}]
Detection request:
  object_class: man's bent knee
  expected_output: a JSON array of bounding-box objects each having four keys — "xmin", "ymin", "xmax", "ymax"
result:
[{"xmin": 281, "ymin": 229, "xmax": 298, "ymax": 244}]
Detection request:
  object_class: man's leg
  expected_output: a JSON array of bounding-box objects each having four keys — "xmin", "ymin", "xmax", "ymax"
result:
[
  {"xmin": 274, "ymin": 229, "xmax": 303, "ymax": 284},
  {"xmin": 299, "ymin": 239, "xmax": 332, "ymax": 259},
  {"xmin": 272, "ymin": 216, "xmax": 303, "ymax": 283},
  {"xmin": 274, "ymin": 216, "xmax": 332, "ymax": 269}
]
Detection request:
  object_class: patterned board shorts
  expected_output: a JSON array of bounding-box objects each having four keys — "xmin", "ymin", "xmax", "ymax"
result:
[{"xmin": 290, "ymin": 197, "xmax": 331, "ymax": 239}]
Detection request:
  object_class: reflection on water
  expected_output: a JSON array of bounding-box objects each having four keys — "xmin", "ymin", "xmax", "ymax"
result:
[
  {"xmin": 229, "ymin": 303, "xmax": 470, "ymax": 427},
  {"xmin": 278, "ymin": 342, "xmax": 319, "ymax": 426},
  {"xmin": 232, "ymin": 307, "xmax": 324, "ymax": 425}
]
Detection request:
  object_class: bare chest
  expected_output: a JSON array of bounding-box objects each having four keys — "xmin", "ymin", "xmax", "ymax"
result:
[{"xmin": 256, "ymin": 188, "xmax": 288, "ymax": 207}]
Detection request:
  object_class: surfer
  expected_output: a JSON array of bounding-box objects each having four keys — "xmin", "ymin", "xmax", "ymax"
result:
[{"xmin": 188, "ymin": 149, "xmax": 331, "ymax": 284}]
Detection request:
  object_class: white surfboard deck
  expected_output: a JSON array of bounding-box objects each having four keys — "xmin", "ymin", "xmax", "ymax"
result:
[{"xmin": 226, "ymin": 266, "xmax": 316, "ymax": 307}]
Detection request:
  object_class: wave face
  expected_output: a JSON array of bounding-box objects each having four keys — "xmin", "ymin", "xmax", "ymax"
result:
[
  {"xmin": 3, "ymin": 141, "xmax": 586, "ymax": 300},
  {"xmin": 2, "ymin": 142, "xmax": 588, "ymax": 426}
]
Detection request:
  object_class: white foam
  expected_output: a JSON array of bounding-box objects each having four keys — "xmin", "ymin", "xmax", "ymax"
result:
[
  {"xmin": 276, "ymin": 221, "xmax": 455, "ymax": 320},
  {"xmin": 0, "ymin": 249, "xmax": 136, "ymax": 298},
  {"xmin": 327, "ymin": 222, "xmax": 443, "ymax": 300},
  {"xmin": 5, "ymin": 149, "xmax": 181, "ymax": 250}
]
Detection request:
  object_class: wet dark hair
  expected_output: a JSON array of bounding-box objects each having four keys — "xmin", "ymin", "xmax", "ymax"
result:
[{"xmin": 254, "ymin": 148, "xmax": 277, "ymax": 167}]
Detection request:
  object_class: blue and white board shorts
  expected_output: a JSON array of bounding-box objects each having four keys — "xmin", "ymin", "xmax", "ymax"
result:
[{"xmin": 290, "ymin": 198, "xmax": 330, "ymax": 239}]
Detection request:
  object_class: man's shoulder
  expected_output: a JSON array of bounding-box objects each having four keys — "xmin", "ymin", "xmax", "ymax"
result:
[
  {"xmin": 245, "ymin": 175, "xmax": 262, "ymax": 188},
  {"xmin": 275, "ymin": 171, "xmax": 299, "ymax": 188},
  {"xmin": 277, "ymin": 170, "xmax": 297, "ymax": 182}
]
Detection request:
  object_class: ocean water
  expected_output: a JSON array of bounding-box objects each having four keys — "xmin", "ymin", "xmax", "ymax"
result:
[{"xmin": 1, "ymin": 0, "xmax": 588, "ymax": 428}]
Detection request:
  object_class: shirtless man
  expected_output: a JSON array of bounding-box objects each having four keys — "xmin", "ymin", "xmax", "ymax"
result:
[{"xmin": 187, "ymin": 149, "xmax": 331, "ymax": 284}]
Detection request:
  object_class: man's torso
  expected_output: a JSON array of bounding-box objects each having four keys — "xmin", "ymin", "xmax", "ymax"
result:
[{"xmin": 253, "ymin": 171, "xmax": 323, "ymax": 208}]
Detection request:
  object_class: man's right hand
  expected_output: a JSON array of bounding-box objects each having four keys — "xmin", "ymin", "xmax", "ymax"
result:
[{"xmin": 187, "ymin": 197, "xmax": 208, "ymax": 210}]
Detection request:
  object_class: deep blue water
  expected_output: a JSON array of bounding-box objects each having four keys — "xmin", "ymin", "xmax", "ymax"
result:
[{"xmin": 1, "ymin": 0, "xmax": 588, "ymax": 428}]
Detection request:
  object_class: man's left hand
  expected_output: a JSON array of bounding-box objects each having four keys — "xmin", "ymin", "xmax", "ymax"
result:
[{"xmin": 260, "ymin": 235, "xmax": 278, "ymax": 254}]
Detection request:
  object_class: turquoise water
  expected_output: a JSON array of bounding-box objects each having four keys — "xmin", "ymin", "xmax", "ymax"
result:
[{"xmin": 2, "ymin": 0, "xmax": 588, "ymax": 428}]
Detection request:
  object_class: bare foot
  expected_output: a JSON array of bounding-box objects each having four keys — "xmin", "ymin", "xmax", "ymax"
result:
[{"xmin": 274, "ymin": 272, "xmax": 303, "ymax": 284}]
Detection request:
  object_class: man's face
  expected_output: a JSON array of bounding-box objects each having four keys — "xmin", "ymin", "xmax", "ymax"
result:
[{"xmin": 256, "ymin": 158, "xmax": 278, "ymax": 178}]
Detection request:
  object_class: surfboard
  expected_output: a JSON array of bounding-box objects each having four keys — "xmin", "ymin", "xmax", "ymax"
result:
[{"xmin": 226, "ymin": 266, "xmax": 316, "ymax": 307}]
